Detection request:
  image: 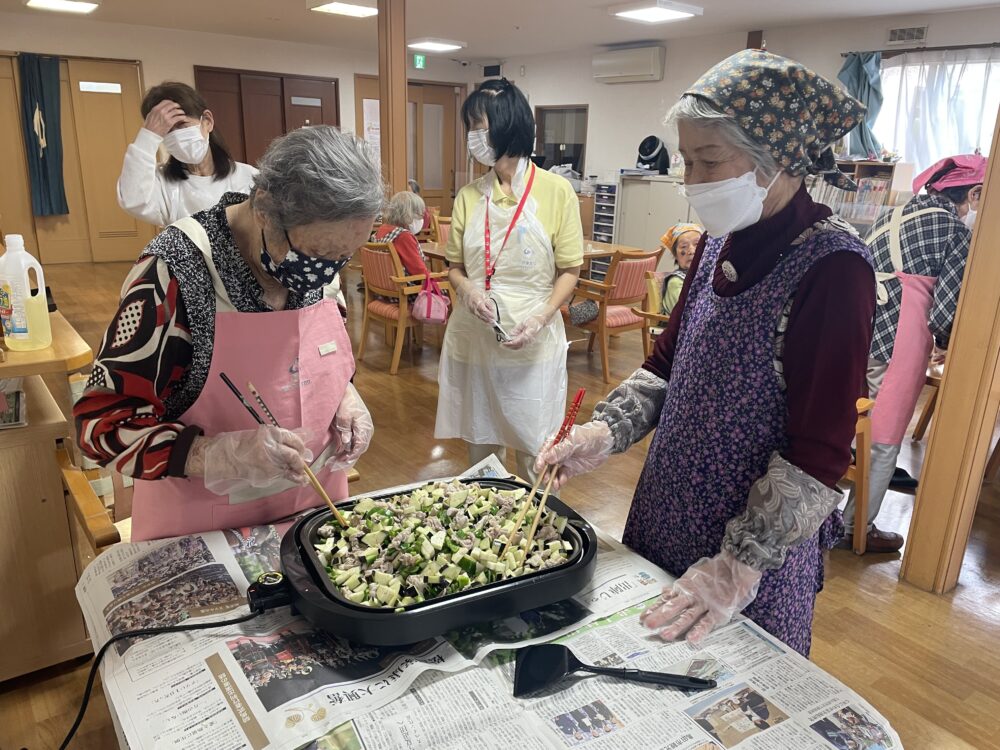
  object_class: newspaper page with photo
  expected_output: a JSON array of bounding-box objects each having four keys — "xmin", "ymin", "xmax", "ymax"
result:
[
  {"xmin": 353, "ymin": 609, "xmax": 903, "ymax": 750},
  {"xmin": 75, "ymin": 456, "xmax": 901, "ymax": 750}
]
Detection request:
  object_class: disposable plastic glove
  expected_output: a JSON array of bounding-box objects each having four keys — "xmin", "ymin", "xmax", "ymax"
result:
[
  {"xmin": 325, "ymin": 383, "xmax": 374, "ymax": 471},
  {"xmin": 203, "ymin": 425, "xmax": 313, "ymax": 495},
  {"xmin": 454, "ymin": 277, "xmax": 497, "ymax": 325},
  {"xmin": 502, "ymin": 304, "xmax": 555, "ymax": 350},
  {"xmin": 533, "ymin": 421, "xmax": 614, "ymax": 490},
  {"xmin": 640, "ymin": 550, "xmax": 763, "ymax": 646}
]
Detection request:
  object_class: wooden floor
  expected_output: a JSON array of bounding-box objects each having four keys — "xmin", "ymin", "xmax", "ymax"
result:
[{"xmin": 2, "ymin": 261, "xmax": 999, "ymax": 750}]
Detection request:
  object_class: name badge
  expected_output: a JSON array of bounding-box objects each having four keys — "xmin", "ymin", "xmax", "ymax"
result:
[{"xmin": 318, "ymin": 341, "xmax": 338, "ymax": 356}]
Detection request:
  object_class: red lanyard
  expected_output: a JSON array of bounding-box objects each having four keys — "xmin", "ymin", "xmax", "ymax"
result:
[{"xmin": 484, "ymin": 164, "xmax": 536, "ymax": 291}]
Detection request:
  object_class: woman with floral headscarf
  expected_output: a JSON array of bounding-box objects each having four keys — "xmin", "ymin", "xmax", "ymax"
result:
[{"xmin": 536, "ymin": 50, "xmax": 877, "ymax": 656}]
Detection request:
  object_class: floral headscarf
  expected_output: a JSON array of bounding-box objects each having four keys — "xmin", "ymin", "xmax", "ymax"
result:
[{"xmin": 686, "ymin": 50, "xmax": 867, "ymax": 191}]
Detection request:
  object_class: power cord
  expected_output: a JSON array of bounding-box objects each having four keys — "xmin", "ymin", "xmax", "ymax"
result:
[{"xmin": 61, "ymin": 571, "xmax": 292, "ymax": 749}]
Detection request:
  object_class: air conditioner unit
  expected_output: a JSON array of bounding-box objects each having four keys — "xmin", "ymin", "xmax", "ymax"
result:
[{"xmin": 592, "ymin": 46, "xmax": 665, "ymax": 84}]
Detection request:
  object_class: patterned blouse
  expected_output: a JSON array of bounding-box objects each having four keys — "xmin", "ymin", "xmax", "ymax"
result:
[{"xmin": 74, "ymin": 193, "xmax": 324, "ymax": 480}]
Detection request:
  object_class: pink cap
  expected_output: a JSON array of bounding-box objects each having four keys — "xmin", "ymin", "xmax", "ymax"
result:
[{"xmin": 913, "ymin": 154, "xmax": 988, "ymax": 193}]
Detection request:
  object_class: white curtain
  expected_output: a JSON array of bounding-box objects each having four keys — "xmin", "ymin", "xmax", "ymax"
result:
[{"xmin": 874, "ymin": 48, "xmax": 1000, "ymax": 175}]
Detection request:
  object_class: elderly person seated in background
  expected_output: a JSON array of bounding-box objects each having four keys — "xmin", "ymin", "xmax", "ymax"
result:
[
  {"xmin": 658, "ymin": 222, "xmax": 703, "ymax": 315},
  {"xmin": 77, "ymin": 126, "xmax": 380, "ymax": 542},
  {"xmin": 407, "ymin": 178, "xmax": 434, "ymax": 233},
  {"xmin": 537, "ymin": 50, "xmax": 876, "ymax": 657},
  {"xmin": 373, "ymin": 191, "xmax": 432, "ymax": 278}
]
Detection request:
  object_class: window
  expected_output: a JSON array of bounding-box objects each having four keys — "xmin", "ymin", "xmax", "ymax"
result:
[
  {"xmin": 535, "ymin": 106, "xmax": 588, "ymax": 174},
  {"xmin": 873, "ymin": 48, "xmax": 999, "ymax": 175}
]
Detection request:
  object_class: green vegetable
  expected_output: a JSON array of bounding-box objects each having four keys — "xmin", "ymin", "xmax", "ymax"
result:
[{"xmin": 315, "ymin": 481, "xmax": 574, "ymax": 609}]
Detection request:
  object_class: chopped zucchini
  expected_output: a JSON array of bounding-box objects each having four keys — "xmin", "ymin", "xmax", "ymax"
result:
[{"xmin": 317, "ymin": 480, "xmax": 575, "ymax": 608}]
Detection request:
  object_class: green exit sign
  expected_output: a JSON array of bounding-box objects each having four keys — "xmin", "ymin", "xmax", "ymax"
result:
[{"xmin": 413, "ymin": 53, "xmax": 426, "ymax": 70}]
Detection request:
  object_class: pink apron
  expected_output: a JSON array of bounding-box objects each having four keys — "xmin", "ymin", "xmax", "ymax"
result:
[
  {"xmin": 869, "ymin": 205, "xmax": 947, "ymax": 446},
  {"xmin": 131, "ymin": 218, "xmax": 354, "ymax": 541}
]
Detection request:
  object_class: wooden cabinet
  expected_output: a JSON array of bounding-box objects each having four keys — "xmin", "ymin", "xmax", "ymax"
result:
[
  {"xmin": 0, "ymin": 312, "xmax": 96, "ymax": 681},
  {"xmin": 578, "ymin": 194, "xmax": 594, "ymax": 241},
  {"xmin": 616, "ymin": 175, "xmax": 692, "ymax": 252},
  {"xmin": 195, "ymin": 67, "xmax": 340, "ymax": 167},
  {"xmin": 0, "ymin": 376, "xmax": 89, "ymax": 682}
]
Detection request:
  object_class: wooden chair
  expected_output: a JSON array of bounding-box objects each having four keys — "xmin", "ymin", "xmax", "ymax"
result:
[
  {"xmin": 58, "ymin": 446, "xmax": 121, "ymax": 561},
  {"xmin": 912, "ymin": 363, "xmax": 944, "ymax": 440},
  {"xmin": 417, "ymin": 206, "xmax": 440, "ymax": 243},
  {"xmin": 634, "ymin": 270, "xmax": 670, "ymax": 358},
  {"xmin": 841, "ymin": 398, "xmax": 875, "ymax": 555},
  {"xmin": 432, "ymin": 214, "xmax": 452, "ymax": 245},
  {"xmin": 357, "ymin": 241, "xmax": 450, "ymax": 375},
  {"xmin": 562, "ymin": 248, "xmax": 663, "ymax": 383}
]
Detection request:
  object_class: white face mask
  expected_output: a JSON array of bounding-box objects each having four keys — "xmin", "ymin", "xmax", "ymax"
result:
[
  {"xmin": 163, "ymin": 124, "xmax": 209, "ymax": 165},
  {"xmin": 467, "ymin": 129, "xmax": 496, "ymax": 167},
  {"xmin": 409, "ymin": 218, "xmax": 424, "ymax": 235},
  {"xmin": 681, "ymin": 170, "xmax": 781, "ymax": 237},
  {"xmin": 963, "ymin": 208, "xmax": 977, "ymax": 229}
]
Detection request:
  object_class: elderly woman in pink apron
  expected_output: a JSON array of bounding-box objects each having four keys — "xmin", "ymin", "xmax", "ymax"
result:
[
  {"xmin": 76, "ymin": 126, "xmax": 380, "ymax": 541},
  {"xmin": 842, "ymin": 154, "xmax": 986, "ymax": 553},
  {"xmin": 538, "ymin": 51, "xmax": 877, "ymax": 657}
]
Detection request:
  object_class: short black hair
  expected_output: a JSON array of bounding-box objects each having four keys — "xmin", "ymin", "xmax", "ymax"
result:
[{"xmin": 461, "ymin": 79, "xmax": 534, "ymax": 159}]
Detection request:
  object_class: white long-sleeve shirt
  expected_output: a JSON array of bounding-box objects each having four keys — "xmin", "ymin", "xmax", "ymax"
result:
[{"xmin": 117, "ymin": 128, "xmax": 258, "ymax": 226}]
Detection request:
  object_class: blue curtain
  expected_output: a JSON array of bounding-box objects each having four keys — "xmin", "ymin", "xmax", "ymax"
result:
[
  {"xmin": 18, "ymin": 53, "xmax": 69, "ymax": 216},
  {"xmin": 837, "ymin": 52, "xmax": 883, "ymax": 158}
]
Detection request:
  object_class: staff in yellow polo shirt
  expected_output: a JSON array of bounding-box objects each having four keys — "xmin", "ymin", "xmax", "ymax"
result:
[{"xmin": 434, "ymin": 79, "xmax": 584, "ymax": 480}]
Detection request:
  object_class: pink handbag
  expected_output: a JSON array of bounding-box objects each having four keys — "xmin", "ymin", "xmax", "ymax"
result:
[{"xmin": 412, "ymin": 275, "xmax": 450, "ymax": 325}]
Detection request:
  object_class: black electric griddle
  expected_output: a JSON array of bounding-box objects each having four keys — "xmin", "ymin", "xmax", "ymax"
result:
[{"xmin": 278, "ymin": 477, "xmax": 598, "ymax": 646}]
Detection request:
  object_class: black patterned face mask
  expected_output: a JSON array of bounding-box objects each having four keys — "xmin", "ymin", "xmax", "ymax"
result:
[{"xmin": 260, "ymin": 229, "xmax": 348, "ymax": 294}]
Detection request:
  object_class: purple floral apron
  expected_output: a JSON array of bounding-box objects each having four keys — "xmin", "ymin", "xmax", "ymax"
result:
[{"xmin": 623, "ymin": 226, "xmax": 872, "ymax": 656}]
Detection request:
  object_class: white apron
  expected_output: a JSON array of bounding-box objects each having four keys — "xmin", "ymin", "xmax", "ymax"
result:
[{"xmin": 435, "ymin": 159, "xmax": 567, "ymax": 455}]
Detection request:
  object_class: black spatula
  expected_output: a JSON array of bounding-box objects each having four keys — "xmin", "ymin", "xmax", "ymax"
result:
[{"xmin": 513, "ymin": 644, "xmax": 717, "ymax": 698}]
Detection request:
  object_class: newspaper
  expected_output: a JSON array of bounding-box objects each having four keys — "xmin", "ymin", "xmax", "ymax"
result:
[{"xmin": 76, "ymin": 457, "xmax": 902, "ymax": 750}]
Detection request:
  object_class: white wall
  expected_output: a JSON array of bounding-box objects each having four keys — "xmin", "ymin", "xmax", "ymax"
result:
[
  {"xmin": 0, "ymin": 10, "xmax": 474, "ymax": 138},
  {"xmin": 499, "ymin": 32, "xmax": 746, "ymax": 181},
  {"xmin": 499, "ymin": 6, "xmax": 1000, "ymax": 181},
  {"xmin": 765, "ymin": 7, "xmax": 1000, "ymax": 82}
]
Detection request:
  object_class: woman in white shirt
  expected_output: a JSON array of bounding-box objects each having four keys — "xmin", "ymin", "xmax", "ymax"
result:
[{"xmin": 117, "ymin": 81, "xmax": 257, "ymax": 226}]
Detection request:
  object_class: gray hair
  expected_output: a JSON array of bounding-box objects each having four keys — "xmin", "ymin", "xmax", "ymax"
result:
[
  {"xmin": 251, "ymin": 126, "xmax": 385, "ymax": 229},
  {"xmin": 666, "ymin": 95, "xmax": 783, "ymax": 179},
  {"xmin": 384, "ymin": 191, "xmax": 426, "ymax": 228},
  {"xmin": 407, "ymin": 178, "xmax": 421, "ymax": 194}
]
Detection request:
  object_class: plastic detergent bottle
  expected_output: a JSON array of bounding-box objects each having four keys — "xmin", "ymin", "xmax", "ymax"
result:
[{"xmin": 0, "ymin": 234, "xmax": 52, "ymax": 350}]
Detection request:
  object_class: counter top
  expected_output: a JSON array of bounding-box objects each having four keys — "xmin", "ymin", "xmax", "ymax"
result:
[
  {"xmin": 620, "ymin": 173, "xmax": 684, "ymax": 183},
  {"xmin": 0, "ymin": 311, "xmax": 94, "ymax": 378}
]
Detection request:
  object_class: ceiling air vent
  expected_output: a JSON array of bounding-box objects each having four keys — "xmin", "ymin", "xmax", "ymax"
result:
[{"xmin": 886, "ymin": 25, "xmax": 928, "ymax": 46}]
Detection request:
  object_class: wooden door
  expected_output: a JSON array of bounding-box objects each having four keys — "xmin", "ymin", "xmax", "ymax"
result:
[
  {"xmin": 356, "ymin": 75, "xmax": 459, "ymax": 216},
  {"xmin": 240, "ymin": 74, "xmax": 283, "ymax": 165},
  {"xmin": 194, "ymin": 68, "xmax": 246, "ymax": 162},
  {"xmin": 413, "ymin": 83, "xmax": 457, "ymax": 217},
  {"xmin": 0, "ymin": 57, "xmax": 38, "ymax": 254},
  {"xmin": 33, "ymin": 60, "xmax": 93, "ymax": 264},
  {"xmin": 67, "ymin": 59, "xmax": 155, "ymax": 262},
  {"xmin": 283, "ymin": 77, "xmax": 338, "ymax": 131},
  {"xmin": 355, "ymin": 74, "xmax": 381, "ymax": 155}
]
